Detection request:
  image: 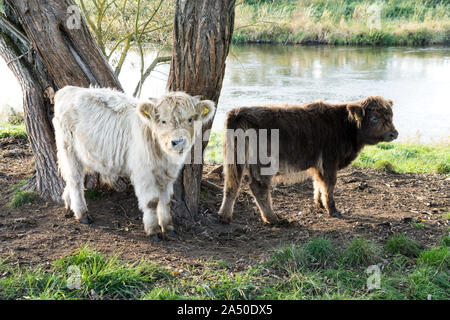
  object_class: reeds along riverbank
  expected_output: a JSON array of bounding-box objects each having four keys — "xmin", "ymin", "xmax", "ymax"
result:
[{"xmin": 233, "ymin": 0, "xmax": 450, "ymax": 46}]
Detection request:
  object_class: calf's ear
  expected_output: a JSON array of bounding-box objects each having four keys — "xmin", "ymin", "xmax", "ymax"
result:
[
  {"xmin": 196, "ymin": 100, "xmax": 216, "ymax": 123},
  {"xmin": 347, "ymin": 102, "xmax": 365, "ymax": 127},
  {"xmin": 138, "ymin": 102, "xmax": 156, "ymax": 122}
]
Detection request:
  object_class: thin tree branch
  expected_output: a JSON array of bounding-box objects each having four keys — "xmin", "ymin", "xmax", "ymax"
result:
[{"xmin": 133, "ymin": 55, "xmax": 171, "ymax": 97}]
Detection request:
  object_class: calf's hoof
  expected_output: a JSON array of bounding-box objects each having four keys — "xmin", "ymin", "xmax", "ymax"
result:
[
  {"xmin": 163, "ymin": 230, "xmax": 179, "ymax": 241},
  {"xmin": 260, "ymin": 212, "xmax": 279, "ymax": 224},
  {"xmin": 261, "ymin": 213, "xmax": 279, "ymax": 225},
  {"xmin": 314, "ymin": 202, "xmax": 325, "ymax": 210},
  {"xmin": 329, "ymin": 210, "xmax": 342, "ymax": 218},
  {"xmin": 149, "ymin": 231, "xmax": 178, "ymax": 242},
  {"xmin": 78, "ymin": 214, "xmax": 93, "ymax": 224},
  {"xmin": 150, "ymin": 233, "xmax": 164, "ymax": 242},
  {"xmin": 218, "ymin": 212, "xmax": 232, "ymax": 224},
  {"xmin": 64, "ymin": 208, "xmax": 73, "ymax": 219}
]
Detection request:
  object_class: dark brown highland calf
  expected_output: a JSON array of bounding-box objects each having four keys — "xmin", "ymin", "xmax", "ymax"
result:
[{"xmin": 218, "ymin": 96, "xmax": 398, "ymax": 224}]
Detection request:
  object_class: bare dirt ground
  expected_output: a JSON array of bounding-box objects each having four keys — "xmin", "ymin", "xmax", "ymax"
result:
[{"xmin": 1, "ymin": 137, "xmax": 449, "ymax": 270}]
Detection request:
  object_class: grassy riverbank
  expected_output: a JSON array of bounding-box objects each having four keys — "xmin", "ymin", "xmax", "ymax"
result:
[
  {"xmin": 234, "ymin": 0, "xmax": 450, "ymax": 46},
  {"xmin": 1, "ymin": 236, "xmax": 448, "ymax": 300}
]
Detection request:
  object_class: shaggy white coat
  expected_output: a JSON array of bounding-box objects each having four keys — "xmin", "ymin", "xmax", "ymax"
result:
[{"xmin": 53, "ymin": 86, "xmax": 215, "ymax": 236}]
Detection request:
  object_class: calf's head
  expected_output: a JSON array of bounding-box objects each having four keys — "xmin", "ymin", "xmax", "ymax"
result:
[
  {"xmin": 347, "ymin": 96, "xmax": 398, "ymax": 145},
  {"xmin": 138, "ymin": 92, "xmax": 215, "ymax": 157}
]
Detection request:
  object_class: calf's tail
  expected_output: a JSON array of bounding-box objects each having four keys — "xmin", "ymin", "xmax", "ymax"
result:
[
  {"xmin": 218, "ymin": 110, "xmax": 246, "ymax": 223},
  {"xmin": 223, "ymin": 110, "xmax": 245, "ymax": 187}
]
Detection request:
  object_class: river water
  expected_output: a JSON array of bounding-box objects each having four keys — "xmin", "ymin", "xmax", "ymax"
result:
[{"xmin": 1, "ymin": 44, "xmax": 449, "ymax": 143}]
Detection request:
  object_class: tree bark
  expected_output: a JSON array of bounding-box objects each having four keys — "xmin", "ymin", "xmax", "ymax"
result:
[
  {"xmin": 167, "ymin": 0, "xmax": 235, "ymax": 222},
  {"xmin": 5, "ymin": 0, "xmax": 121, "ymax": 89},
  {"xmin": 0, "ymin": 29, "xmax": 63, "ymax": 201},
  {"xmin": 0, "ymin": 0, "xmax": 122, "ymax": 202}
]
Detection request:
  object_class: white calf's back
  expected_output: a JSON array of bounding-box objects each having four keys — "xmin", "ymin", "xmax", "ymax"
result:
[{"xmin": 53, "ymin": 86, "xmax": 153, "ymax": 179}]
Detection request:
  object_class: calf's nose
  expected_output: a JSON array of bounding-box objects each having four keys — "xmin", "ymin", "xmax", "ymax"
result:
[
  {"xmin": 171, "ymin": 138, "xmax": 186, "ymax": 148},
  {"xmin": 387, "ymin": 130, "xmax": 398, "ymax": 141}
]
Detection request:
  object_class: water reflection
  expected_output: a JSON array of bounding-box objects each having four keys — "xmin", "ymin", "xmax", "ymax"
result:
[{"xmin": 217, "ymin": 45, "xmax": 450, "ymax": 143}]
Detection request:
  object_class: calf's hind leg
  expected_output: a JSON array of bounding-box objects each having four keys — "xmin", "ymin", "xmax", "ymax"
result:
[
  {"xmin": 60, "ymin": 159, "xmax": 88, "ymax": 223},
  {"xmin": 218, "ymin": 164, "xmax": 244, "ymax": 223},
  {"xmin": 53, "ymin": 118, "xmax": 89, "ymax": 223}
]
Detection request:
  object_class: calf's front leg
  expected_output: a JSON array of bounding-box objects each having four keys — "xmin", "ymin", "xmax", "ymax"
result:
[
  {"xmin": 133, "ymin": 177, "xmax": 160, "ymax": 236},
  {"xmin": 156, "ymin": 186, "xmax": 176, "ymax": 239}
]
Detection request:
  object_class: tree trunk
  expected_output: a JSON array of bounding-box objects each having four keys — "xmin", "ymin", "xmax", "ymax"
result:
[
  {"xmin": 167, "ymin": 0, "xmax": 235, "ymax": 223},
  {"xmin": 0, "ymin": 0, "xmax": 122, "ymax": 202},
  {"xmin": 0, "ymin": 29, "xmax": 63, "ymax": 201},
  {"xmin": 5, "ymin": 0, "xmax": 121, "ymax": 89}
]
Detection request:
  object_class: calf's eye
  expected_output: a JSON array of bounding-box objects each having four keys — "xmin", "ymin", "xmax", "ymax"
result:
[
  {"xmin": 188, "ymin": 117, "xmax": 194, "ymax": 123},
  {"xmin": 161, "ymin": 120, "xmax": 167, "ymax": 125},
  {"xmin": 370, "ymin": 116, "xmax": 379, "ymax": 124}
]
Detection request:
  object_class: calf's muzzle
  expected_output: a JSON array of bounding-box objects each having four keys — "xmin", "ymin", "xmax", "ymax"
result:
[{"xmin": 384, "ymin": 130, "xmax": 398, "ymax": 142}]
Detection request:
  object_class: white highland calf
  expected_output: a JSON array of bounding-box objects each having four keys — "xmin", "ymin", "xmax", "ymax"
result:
[{"xmin": 53, "ymin": 86, "xmax": 215, "ymax": 237}]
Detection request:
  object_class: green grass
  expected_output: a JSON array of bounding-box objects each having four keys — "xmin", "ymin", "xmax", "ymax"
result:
[
  {"xmin": 268, "ymin": 238, "xmax": 337, "ymax": 273},
  {"xmin": 304, "ymin": 238, "xmax": 336, "ymax": 268},
  {"xmin": 340, "ymin": 238, "xmax": 383, "ymax": 267},
  {"xmin": 417, "ymin": 247, "xmax": 449, "ymax": 270},
  {"xmin": 385, "ymin": 234, "xmax": 424, "ymax": 257},
  {"xmin": 268, "ymin": 243, "xmax": 311, "ymax": 272},
  {"xmin": 204, "ymin": 131, "xmax": 449, "ymax": 176},
  {"xmin": 0, "ymin": 245, "xmax": 171, "ymax": 300},
  {"xmin": 8, "ymin": 178, "xmax": 31, "ymax": 193},
  {"xmin": 1, "ymin": 237, "xmax": 448, "ymax": 300},
  {"xmin": 352, "ymin": 142, "xmax": 450, "ymax": 175},
  {"xmin": 440, "ymin": 232, "xmax": 450, "ymax": 247},
  {"xmin": 9, "ymin": 191, "xmax": 39, "ymax": 208},
  {"xmin": 234, "ymin": 0, "xmax": 450, "ymax": 46},
  {"xmin": 52, "ymin": 245, "xmax": 171, "ymax": 299},
  {"xmin": 204, "ymin": 130, "xmax": 224, "ymax": 164},
  {"xmin": 0, "ymin": 123, "xmax": 27, "ymax": 140},
  {"xmin": 85, "ymin": 188, "xmax": 103, "ymax": 200}
]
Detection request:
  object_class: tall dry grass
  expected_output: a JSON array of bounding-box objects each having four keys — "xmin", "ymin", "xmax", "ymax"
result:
[{"xmin": 233, "ymin": 0, "xmax": 450, "ymax": 45}]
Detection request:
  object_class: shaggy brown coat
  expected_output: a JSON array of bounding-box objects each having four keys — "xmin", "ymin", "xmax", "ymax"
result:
[{"xmin": 218, "ymin": 96, "xmax": 398, "ymax": 224}]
